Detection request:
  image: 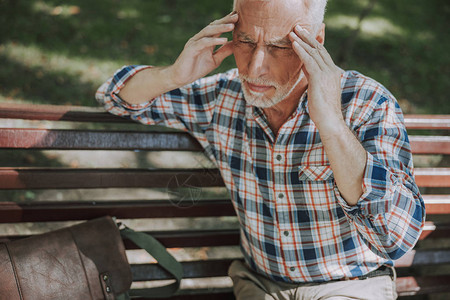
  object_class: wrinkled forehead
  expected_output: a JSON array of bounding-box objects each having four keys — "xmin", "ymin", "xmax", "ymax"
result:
[{"xmin": 234, "ymin": 0, "xmax": 311, "ymax": 38}]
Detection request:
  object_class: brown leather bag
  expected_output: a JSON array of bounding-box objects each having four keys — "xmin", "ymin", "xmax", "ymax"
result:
[{"xmin": 0, "ymin": 217, "xmax": 133, "ymax": 300}]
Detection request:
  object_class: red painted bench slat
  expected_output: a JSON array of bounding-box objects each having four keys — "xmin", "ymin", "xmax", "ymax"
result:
[
  {"xmin": 415, "ymin": 168, "xmax": 450, "ymax": 187},
  {"xmin": 409, "ymin": 136, "xmax": 450, "ymax": 154},
  {"xmin": 0, "ymin": 168, "xmax": 224, "ymax": 189},
  {"xmin": 2, "ymin": 103, "xmax": 449, "ymax": 129},
  {"xmin": 0, "ymin": 200, "xmax": 234, "ymax": 223},
  {"xmin": 0, "ymin": 128, "xmax": 201, "ymax": 151},
  {"xmin": 0, "ymin": 197, "xmax": 447, "ymax": 223},
  {"xmin": 1, "ymin": 128, "xmax": 449, "ymax": 154},
  {"xmin": 0, "ymin": 167, "xmax": 448, "ymax": 189}
]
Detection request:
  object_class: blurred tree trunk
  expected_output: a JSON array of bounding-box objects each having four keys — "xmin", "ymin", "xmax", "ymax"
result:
[{"xmin": 336, "ymin": 0, "xmax": 378, "ymax": 65}]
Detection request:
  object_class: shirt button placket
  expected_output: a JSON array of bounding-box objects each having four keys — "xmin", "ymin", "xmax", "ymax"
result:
[{"xmin": 274, "ymin": 146, "xmax": 293, "ymax": 278}]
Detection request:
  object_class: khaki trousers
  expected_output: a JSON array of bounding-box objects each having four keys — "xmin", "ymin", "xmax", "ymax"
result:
[{"xmin": 228, "ymin": 260, "xmax": 397, "ymax": 300}]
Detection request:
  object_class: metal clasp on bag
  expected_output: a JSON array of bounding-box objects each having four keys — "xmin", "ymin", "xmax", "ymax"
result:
[
  {"xmin": 100, "ymin": 272, "xmax": 114, "ymax": 299},
  {"xmin": 113, "ymin": 216, "xmax": 126, "ymax": 231}
]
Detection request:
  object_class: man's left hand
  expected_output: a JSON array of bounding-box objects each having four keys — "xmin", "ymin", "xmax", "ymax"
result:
[{"xmin": 289, "ymin": 25, "xmax": 344, "ymax": 136}]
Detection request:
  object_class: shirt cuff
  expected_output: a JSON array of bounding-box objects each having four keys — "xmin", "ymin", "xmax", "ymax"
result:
[{"xmin": 335, "ymin": 152, "xmax": 396, "ymax": 218}]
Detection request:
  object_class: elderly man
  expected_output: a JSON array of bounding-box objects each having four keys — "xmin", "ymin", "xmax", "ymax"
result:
[{"xmin": 96, "ymin": 0, "xmax": 425, "ymax": 299}]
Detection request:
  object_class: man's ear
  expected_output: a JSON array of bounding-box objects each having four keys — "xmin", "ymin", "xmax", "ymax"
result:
[{"xmin": 316, "ymin": 23, "xmax": 325, "ymax": 45}]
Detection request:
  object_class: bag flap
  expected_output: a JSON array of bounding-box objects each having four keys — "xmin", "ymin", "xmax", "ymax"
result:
[{"xmin": 69, "ymin": 216, "xmax": 133, "ymax": 295}]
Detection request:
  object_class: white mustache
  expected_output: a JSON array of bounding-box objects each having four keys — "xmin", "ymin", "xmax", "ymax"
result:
[{"xmin": 239, "ymin": 75, "xmax": 281, "ymax": 89}]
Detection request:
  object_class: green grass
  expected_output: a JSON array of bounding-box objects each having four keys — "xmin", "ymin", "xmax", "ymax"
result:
[{"xmin": 0, "ymin": 0, "xmax": 448, "ymax": 112}]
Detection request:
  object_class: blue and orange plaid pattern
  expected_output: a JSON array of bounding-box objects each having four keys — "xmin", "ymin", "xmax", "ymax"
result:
[{"xmin": 96, "ymin": 65, "xmax": 425, "ymax": 283}]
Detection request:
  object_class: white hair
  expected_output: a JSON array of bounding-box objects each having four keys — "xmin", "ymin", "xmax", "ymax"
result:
[{"xmin": 233, "ymin": 0, "xmax": 328, "ymax": 32}]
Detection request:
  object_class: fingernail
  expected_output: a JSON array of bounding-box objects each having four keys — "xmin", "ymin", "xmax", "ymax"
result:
[{"xmin": 296, "ymin": 25, "xmax": 309, "ymax": 34}]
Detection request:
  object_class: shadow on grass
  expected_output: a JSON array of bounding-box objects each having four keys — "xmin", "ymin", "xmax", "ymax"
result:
[
  {"xmin": 0, "ymin": 0, "xmax": 233, "ymax": 64},
  {"xmin": 0, "ymin": 54, "xmax": 98, "ymax": 106},
  {"xmin": 325, "ymin": 0, "xmax": 449, "ymax": 113}
]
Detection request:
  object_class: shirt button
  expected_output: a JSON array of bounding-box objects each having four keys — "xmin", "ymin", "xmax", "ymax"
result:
[
  {"xmin": 290, "ymin": 267, "xmax": 296, "ymax": 272},
  {"xmin": 283, "ymin": 231, "xmax": 289, "ymax": 236},
  {"xmin": 276, "ymin": 154, "xmax": 283, "ymax": 161},
  {"xmin": 278, "ymin": 193, "xmax": 284, "ymax": 199}
]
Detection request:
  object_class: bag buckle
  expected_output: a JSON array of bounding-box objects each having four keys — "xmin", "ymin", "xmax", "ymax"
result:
[{"xmin": 100, "ymin": 272, "xmax": 114, "ymax": 299}]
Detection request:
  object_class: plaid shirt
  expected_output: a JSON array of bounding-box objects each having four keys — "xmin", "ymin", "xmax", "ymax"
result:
[{"xmin": 96, "ymin": 65, "xmax": 425, "ymax": 283}]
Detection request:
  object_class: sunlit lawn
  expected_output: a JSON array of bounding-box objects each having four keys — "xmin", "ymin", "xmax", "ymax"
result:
[{"xmin": 0, "ymin": 0, "xmax": 449, "ymax": 113}]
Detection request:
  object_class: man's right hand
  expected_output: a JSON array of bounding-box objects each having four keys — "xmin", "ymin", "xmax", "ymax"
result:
[
  {"xmin": 118, "ymin": 12, "xmax": 238, "ymax": 105},
  {"xmin": 169, "ymin": 11, "xmax": 238, "ymax": 87}
]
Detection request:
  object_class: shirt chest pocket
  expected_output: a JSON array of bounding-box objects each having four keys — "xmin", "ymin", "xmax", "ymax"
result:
[{"xmin": 298, "ymin": 165, "xmax": 334, "ymax": 181}]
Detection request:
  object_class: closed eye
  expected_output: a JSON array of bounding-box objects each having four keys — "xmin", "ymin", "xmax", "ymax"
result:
[
  {"xmin": 238, "ymin": 40, "xmax": 255, "ymax": 45},
  {"xmin": 272, "ymin": 45, "xmax": 291, "ymax": 50}
]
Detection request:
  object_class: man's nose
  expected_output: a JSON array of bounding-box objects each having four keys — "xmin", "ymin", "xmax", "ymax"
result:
[{"xmin": 247, "ymin": 47, "xmax": 269, "ymax": 78}]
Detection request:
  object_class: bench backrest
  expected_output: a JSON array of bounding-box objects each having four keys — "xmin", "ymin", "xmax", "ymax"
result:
[{"xmin": 0, "ymin": 103, "xmax": 449, "ymax": 299}]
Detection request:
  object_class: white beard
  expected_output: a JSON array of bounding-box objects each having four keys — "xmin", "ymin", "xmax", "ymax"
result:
[{"xmin": 240, "ymin": 71, "xmax": 305, "ymax": 108}]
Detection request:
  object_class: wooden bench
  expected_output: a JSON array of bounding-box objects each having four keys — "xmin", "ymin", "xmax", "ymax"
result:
[{"xmin": 0, "ymin": 102, "xmax": 449, "ymax": 299}]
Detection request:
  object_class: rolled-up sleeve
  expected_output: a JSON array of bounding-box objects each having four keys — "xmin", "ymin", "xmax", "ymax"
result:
[
  {"xmin": 95, "ymin": 65, "xmax": 154, "ymax": 117},
  {"xmin": 336, "ymin": 91, "xmax": 425, "ymax": 260},
  {"xmin": 95, "ymin": 65, "xmax": 231, "ymax": 136}
]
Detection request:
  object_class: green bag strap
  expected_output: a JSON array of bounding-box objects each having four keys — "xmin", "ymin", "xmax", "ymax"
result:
[
  {"xmin": 116, "ymin": 292, "xmax": 130, "ymax": 300},
  {"xmin": 119, "ymin": 226, "xmax": 183, "ymax": 298}
]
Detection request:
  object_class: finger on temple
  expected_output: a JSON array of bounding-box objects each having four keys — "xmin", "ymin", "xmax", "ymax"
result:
[
  {"xmin": 289, "ymin": 32, "xmax": 316, "ymax": 58},
  {"xmin": 193, "ymin": 23, "xmax": 235, "ymax": 41},
  {"xmin": 195, "ymin": 13, "xmax": 237, "ymax": 41},
  {"xmin": 291, "ymin": 28, "xmax": 334, "ymax": 69},
  {"xmin": 196, "ymin": 37, "xmax": 229, "ymax": 50},
  {"xmin": 214, "ymin": 12, "xmax": 239, "ymax": 25},
  {"xmin": 208, "ymin": 23, "xmax": 235, "ymax": 36},
  {"xmin": 213, "ymin": 41, "xmax": 234, "ymax": 65},
  {"xmin": 294, "ymin": 25, "xmax": 321, "ymax": 49},
  {"xmin": 292, "ymin": 40, "xmax": 323, "ymax": 73},
  {"xmin": 290, "ymin": 32, "xmax": 328, "ymax": 70}
]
